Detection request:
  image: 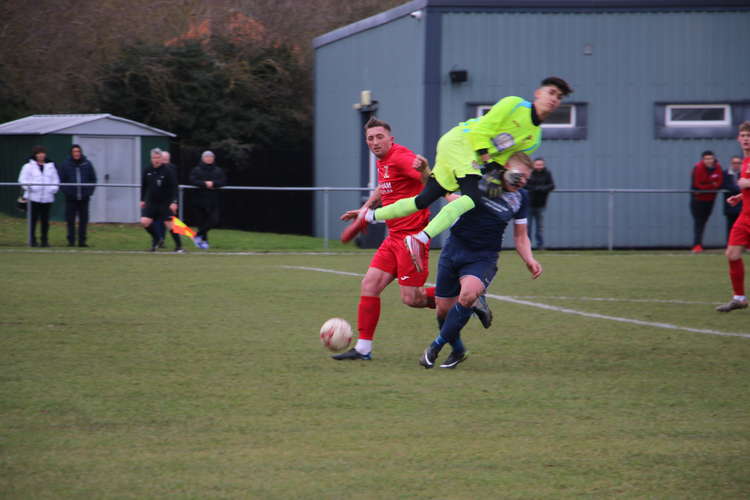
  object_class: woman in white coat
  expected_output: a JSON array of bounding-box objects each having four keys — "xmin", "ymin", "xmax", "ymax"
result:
[{"xmin": 18, "ymin": 145, "xmax": 59, "ymax": 246}]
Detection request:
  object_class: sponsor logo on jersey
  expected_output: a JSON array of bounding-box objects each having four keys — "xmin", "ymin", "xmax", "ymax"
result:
[{"xmin": 492, "ymin": 133, "xmax": 515, "ymax": 152}]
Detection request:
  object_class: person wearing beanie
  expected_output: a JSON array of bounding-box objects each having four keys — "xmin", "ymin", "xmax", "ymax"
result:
[{"xmin": 188, "ymin": 150, "xmax": 226, "ymax": 249}]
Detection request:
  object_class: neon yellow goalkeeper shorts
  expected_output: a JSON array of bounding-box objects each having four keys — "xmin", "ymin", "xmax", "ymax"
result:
[{"xmin": 432, "ymin": 127, "xmax": 482, "ymax": 193}]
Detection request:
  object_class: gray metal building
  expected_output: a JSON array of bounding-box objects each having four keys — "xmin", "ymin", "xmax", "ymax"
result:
[{"xmin": 313, "ymin": 0, "xmax": 750, "ymax": 248}]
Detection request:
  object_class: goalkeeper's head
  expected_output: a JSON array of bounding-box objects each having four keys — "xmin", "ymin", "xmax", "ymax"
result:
[{"xmin": 502, "ymin": 152, "xmax": 533, "ymax": 192}]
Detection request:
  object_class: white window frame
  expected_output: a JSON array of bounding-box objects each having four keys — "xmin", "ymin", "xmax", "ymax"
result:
[
  {"xmin": 541, "ymin": 104, "xmax": 576, "ymax": 129},
  {"xmin": 475, "ymin": 105, "xmax": 492, "ymax": 117},
  {"xmin": 665, "ymin": 104, "xmax": 731, "ymax": 127},
  {"xmin": 475, "ymin": 103, "xmax": 577, "ymax": 128}
]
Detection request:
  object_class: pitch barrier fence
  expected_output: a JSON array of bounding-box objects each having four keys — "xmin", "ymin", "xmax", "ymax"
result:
[{"xmin": 0, "ymin": 182, "xmax": 737, "ymax": 250}]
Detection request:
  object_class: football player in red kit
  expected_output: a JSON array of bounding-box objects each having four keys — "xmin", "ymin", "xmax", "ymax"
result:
[
  {"xmin": 334, "ymin": 118, "xmax": 436, "ymax": 360},
  {"xmin": 717, "ymin": 121, "xmax": 750, "ymax": 312}
]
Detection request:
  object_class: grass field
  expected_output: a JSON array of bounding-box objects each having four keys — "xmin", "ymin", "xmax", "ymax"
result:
[{"xmin": 1, "ymin": 225, "xmax": 749, "ymax": 498}]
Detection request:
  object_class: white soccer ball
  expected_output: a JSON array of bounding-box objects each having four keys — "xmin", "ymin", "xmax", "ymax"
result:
[{"xmin": 319, "ymin": 318, "xmax": 353, "ymax": 352}]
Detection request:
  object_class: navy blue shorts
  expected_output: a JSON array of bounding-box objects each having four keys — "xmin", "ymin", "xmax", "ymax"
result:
[{"xmin": 435, "ymin": 236, "xmax": 498, "ymax": 298}]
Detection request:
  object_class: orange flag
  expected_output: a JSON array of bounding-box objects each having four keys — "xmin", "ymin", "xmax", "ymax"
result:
[{"xmin": 171, "ymin": 216, "xmax": 196, "ymax": 238}]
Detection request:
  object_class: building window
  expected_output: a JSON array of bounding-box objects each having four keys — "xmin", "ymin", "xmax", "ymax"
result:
[
  {"xmin": 665, "ymin": 104, "xmax": 730, "ymax": 127},
  {"xmin": 655, "ymin": 102, "xmax": 746, "ymax": 139},
  {"xmin": 471, "ymin": 102, "xmax": 587, "ymax": 140},
  {"xmin": 542, "ymin": 104, "xmax": 576, "ymax": 128},
  {"xmin": 476, "ymin": 105, "xmax": 492, "ymax": 117}
]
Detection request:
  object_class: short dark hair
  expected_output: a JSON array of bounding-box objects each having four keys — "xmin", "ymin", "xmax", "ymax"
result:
[
  {"xmin": 364, "ymin": 117, "xmax": 391, "ymax": 133},
  {"xmin": 541, "ymin": 76, "xmax": 573, "ymax": 96},
  {"xmin": 71, "ymin": 144, "xmax": 82, "ymax": 151},
  {"xmin": 31, "ymin": 145, "xmax": 46, "ymax": 156},
  {"xmin": 739, "ymin": 121, "xmax": 750, "ymax": 133},
  {"xmin": 701, "ymin": 150, "xmax": 715, "ymax": 157},
  {"xmin": 534, "ymin": 157, "xmax": 544, "ymax": 162}
]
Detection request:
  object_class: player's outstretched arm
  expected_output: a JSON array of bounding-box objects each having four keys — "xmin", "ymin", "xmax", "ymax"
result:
[
  {"xmin": 513, "ymin": 222, "xmax": 542, "ymax": 279},
  {"xmin": 340, "ymin": 187, "xmax": 381, "ymax": 221}
]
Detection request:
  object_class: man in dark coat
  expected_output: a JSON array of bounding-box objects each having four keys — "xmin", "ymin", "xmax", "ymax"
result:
[
  {"xmin": 58, "ymin": 144, "xmax": 97, "ymax": 247},
  {"xmin": 525, "ymin": 157, "xmax": 555, "ymax": 250},
  {"xmin": 189, "ymin": 151, "xmax": 227, "ymax": 249}
]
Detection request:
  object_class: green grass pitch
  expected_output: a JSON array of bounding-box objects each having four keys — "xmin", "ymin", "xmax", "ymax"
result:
[{"xmin": 1, "ymin": 232, "xmax": 749, "ymax": 498}]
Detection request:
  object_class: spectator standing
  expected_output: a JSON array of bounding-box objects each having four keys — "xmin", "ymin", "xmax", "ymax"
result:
[
  {"xmin": 160, "ymin": 150, "xmax": 183, "ymax": 251},
  {"xmin": 690, "ymin": 150, "xmax": 723, "ymax": 253},
  {"xmin": 59, "ymin": 144, "xmax": 97, "ymax": 247},
  {"xmin": 18, "ymin": 145, "xmax": 59, "ymax": 247},
  {"xmin": 189, "ymin": 151, "xmax": 226, "ymax": 249},
  {"xmin": 722, "ymin": 155, "xmax": 743, "ymax": 240},
  {"xmin": 525, "ymin": 157, "xmax": 555, "ymax": 250}
]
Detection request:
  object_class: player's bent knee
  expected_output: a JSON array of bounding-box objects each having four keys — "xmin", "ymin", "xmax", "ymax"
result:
[{"xmin": 458, "ymin": 289, "xmax": 481, "ymax": 308}]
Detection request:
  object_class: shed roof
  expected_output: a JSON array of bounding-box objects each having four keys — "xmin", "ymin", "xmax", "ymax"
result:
[
  {"xmin": 0, "ymin": 114, "xmax": 176, "ymax": 137},
  {"xmin": 313, "ymin": 0, "xmax": 750, "ymax": 48}
]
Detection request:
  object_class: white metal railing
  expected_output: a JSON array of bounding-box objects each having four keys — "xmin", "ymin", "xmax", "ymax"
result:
[
  {"xmin": 1, "ymin": 182, "xmax": 366, "ymax": 249},
  {"xmin": 1, "ymin": 182, "xmax": 735, "ymax": 250}
]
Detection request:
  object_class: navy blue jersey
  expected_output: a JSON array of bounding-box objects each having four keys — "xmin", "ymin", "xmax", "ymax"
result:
[{"xmin": 449, "ymin": 189, "xmax": 529, "ymax": 251}]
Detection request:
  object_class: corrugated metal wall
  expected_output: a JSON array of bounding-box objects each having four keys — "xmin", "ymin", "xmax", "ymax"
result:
[
  {"xmin": 314, "ymin": 15, "xmax": 425, "ymax": 239},
  {"xmin": 440, "ymin": 9, "xmax": 750, "ymax": 247}
]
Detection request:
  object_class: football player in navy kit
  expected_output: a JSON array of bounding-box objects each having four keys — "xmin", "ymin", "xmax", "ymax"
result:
[{"xmin": 419, "ymin": 152, "xmax": 542, "ymax": 369}]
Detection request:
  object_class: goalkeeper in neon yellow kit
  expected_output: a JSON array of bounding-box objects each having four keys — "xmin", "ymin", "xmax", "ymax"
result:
[{"xmin": 342, "ymin": 76, "xmax": 572, "ymax": 271}]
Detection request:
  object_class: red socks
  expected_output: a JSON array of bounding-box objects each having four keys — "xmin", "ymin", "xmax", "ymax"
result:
[
  {"xmin": 729, "ymin": 258, "xmax": 745, "ymax": 296},
  {"xmin": 357, "ymin": 296, "xmax": 381, "ymax": 340}
]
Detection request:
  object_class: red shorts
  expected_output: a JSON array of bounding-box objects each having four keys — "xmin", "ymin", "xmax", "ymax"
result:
[
  {"xmin": 728, "ymin": 215, "xmax": 750, "ymax": 247},
  {"xmin": 370, "ymin": 235, "xmax": 429, "ymax": 287}
]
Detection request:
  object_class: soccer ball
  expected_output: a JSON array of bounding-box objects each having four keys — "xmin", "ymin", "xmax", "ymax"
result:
[{"xmin": 319, "ymin": 318, "xmax": 353, "ymax": 352}]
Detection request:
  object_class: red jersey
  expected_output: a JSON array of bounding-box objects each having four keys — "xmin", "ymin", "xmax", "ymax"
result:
[
  {"xmin": 691, "ymin": 161, "xmax": 723, "ymax": 202},
  {"xmin": 377, "ymin": 143, "xmax": 429, "ymax": 237},
  {"xmin": 740, "ymin": 157, "xmax": 750, "ymax": 218}
]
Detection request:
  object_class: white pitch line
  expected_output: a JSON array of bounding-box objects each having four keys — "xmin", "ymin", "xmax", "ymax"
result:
[
  {"xmin": 511, "ymin": 295, "xmax": 718, "ymax": 306},
  {"xmin": 282, "ymin": 265, "xmax": 750, "ymax": 340}
]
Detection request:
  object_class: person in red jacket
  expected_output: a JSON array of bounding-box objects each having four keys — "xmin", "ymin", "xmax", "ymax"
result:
[
  {"xmin": 690, "ymin": 150, "xmax": 724, "ymax": 253},
  {"xmin": 716, "ymin": 122, "xmax": 750, "ymax": 312}
]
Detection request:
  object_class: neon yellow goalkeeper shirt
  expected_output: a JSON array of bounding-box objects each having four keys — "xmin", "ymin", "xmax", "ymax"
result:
[{"xmin": 457, "ymin": 96, "xmax": 542, "ymax": 165}]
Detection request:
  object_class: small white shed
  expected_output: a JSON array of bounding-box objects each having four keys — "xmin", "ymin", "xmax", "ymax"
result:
[{"xmin": 0, "ymin": 114, "xmax": 175, "ymax": 223}]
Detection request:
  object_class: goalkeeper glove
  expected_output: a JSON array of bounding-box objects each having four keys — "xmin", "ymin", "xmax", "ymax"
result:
[
  {"xmin": 503, "ymin": 169, "xmax": 525, "ymax": 188},
  {"xmin": 479, "ymin": 170, "xmax": 505, "ymax": 199},
  {"xmin": 482, "ymin": 161, "xmax": 502, "ymax": 174}
]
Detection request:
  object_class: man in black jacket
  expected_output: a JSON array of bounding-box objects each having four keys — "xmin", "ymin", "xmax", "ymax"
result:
[
  {"xmin": 59, "ymin": 144, "xmax": 97, "ymax": 247},
  {"xmin": 189, "ymin": 151, "xmax": 227, "ymax": 249},
  {"xmin": 141, "ymin": 148, "xmax": 180, "ymax": 252},
  {"xmin": 525, "ymin": 157, "xmax": 555, "ymax": 250}
]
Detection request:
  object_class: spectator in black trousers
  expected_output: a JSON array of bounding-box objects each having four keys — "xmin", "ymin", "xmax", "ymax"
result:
[
  {"xmin": 690, "ymin": 150, "xmax": 724, "ymax": 253},
  {"xmin": 59, "ymin": 144, "xmax": 97, "ymax": 247},
  {"xmin": 722, "ymin": 155, "xmax": 743, "ymax": 240},
  {"xmin": 525, "ymin": 157, "xmax": 555, "ymax": 250},
  {"xmin": 18, "ymin": 145, "xmax": 59, "ymax": 247},
  {"xmin": 189, "ymin": 151, "xmax": 227, "ymax": 249}
]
